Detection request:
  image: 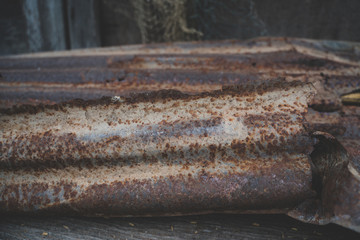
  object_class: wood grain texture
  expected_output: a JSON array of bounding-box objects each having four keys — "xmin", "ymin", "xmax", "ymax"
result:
[
  {"xmin": 37, "ymin": 0, "xmax": 67, "ymax": 51},
  {"xmin": 22, "ymin": 0, "xmax": 43, "ymax": 52},
  {"xmin": 0, "ymin": 0, "xmax": 31, "ymax": 55},
  {"xmin": 1, "ymin": 214, "xmax": 359, "ymax": 240},
  {"xmin": 66, "ymin": 0, "xmax": 101, "ymax": 49},
  {"xmin": 100, "ymin": 0, "xmax": 142, "ymax": 46},
  {"xmin": 2, "ymin": 0, "xmax": 360, "ymax": 55},
  {"xmin": 0, "ymin": 0, "xmax": 67, "ymax": 56}
]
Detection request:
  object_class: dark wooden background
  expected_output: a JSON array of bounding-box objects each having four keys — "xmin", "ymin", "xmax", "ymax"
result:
[
  {"xmin": 1, "ymin": 214, "xmax": 360, "ymax": 240},
  {"xmin": 1, "ymin": 0, "xmax": 360, "ymax": 56}
]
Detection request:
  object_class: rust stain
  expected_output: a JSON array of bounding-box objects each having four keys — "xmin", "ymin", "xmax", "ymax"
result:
[
  {"xmin": 0, "ymin": 79, "xmax": 316, "ymax": 217},
  {"xmin": 0, "ymin": 37, "xmax": 360, "ymax": 232},
  {"xmin": 1, "ymin": 38, "xmax": 359, "ymax": 110}
]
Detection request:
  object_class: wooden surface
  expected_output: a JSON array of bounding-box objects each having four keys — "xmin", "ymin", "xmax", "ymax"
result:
[
  {"xmin": 1, "ymin": 214, "xmax": 359, "ymax": 240},
  {"xmin": 66, "ymin": 0, "xmax": 100, "ymax": 49},
  {"xmin": 0, "ymin": 0, "xmax": 67, "ymax": 55},
  {"xmin": 2, "ymin": 0, "xmax": 360, "ymax": 55}
]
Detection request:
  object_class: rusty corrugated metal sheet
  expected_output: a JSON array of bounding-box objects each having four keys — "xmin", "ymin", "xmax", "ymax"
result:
[
  {"xmin": 0, "ymin": 37, "xmax": 360, "ymax": 232},
  {"xmin": 1, "ymin": 37, "xmax": 359, "ymax": 109},
  {"xmin": 0, "ymin": 80, "xmax": 316, "ymax": 215}
]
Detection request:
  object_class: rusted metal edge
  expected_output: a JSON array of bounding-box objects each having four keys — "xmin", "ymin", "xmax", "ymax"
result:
[
  {"xmin": 289, "ymin": 132, "xmax": 360, "ymax": 233},
  {"xmin": 1, "ymin": 37, "xmax": 359, "ymax": 111}
]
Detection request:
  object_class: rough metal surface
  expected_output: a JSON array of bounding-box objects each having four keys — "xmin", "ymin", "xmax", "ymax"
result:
[
  {"xmin": 1, "ymin": 37, "xmax": 359, "ymax": 109},
  {"xmin": 1, "ymin": 37, "xmax": 360, "ymax": 236},
  {"xmin": 0, "ymin": 80, "xmax": 315, "ymax": 217}
]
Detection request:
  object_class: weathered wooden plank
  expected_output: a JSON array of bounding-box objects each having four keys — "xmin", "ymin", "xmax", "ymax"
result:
[
  {"xmin": 21, "ymin": 0, "xmax": 67, "ymax": 53},
  {"xmin": 0, "ymin": 214, "xmax": 359, "ymax": 240},
  {"xmin": 66, "ymin": 0, "xmax": 101, "ymax": 49},
  {"xmin": 2, "ymin": 0, "xmax": 360, "ymax": 56},
  {"xmin": 100, "ymin": 0, "xmax": 142, "ymax": 46},
  {"xmin": 37, "ymin": 0, "xmax": 67, "ymax": 51},
  {"xmin": 22, "ymin": 0, "xmax": 43, "ymax": 53},
  {"xmin": 0, "ymin": 0, "xmax": 67, "ymax": 56}
]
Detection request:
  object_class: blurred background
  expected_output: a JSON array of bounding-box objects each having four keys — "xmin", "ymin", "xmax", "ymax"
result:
[{"xmin": 1, "ymin": 0, "xmax": 360, "ymax": 56}]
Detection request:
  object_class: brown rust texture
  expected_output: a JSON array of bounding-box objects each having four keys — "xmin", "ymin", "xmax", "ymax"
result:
[
  {"xmin": 0, "ymin": 79, "xmax": 316, "ymax": 216},
  {"xmin": 0, "ymin": 37, "xmax": 360, "ymax": 232},
  {"xmin": 1, "ymin": 37, "xmax": 359, "ymax": 110}
]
